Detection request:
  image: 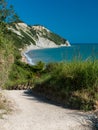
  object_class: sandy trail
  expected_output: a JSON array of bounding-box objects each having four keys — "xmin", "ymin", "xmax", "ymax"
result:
[{"xmin": 0, "ymin": 90, "xmax": 95, "ymax": 130}]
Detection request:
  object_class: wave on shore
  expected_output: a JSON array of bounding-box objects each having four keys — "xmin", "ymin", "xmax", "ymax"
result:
[{"xmin": 23, "ymin": 52, "xmax": 35, "ymax": 65}]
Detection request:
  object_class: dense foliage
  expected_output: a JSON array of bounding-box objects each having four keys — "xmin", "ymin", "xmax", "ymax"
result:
[
  {"xmin": 34, "ymin": 60, "xmax": 98, "ymax": 111},
  {"xmin": 5, "ymin": 60, "xmax": 45, "ymax": 89},
  {"xmin": 0, "ymin": 0, "xmax": 23, "ymax": 88},
  {"xmin": 0, "ymin": 22, "xmax": 14, "ymax": 88}
]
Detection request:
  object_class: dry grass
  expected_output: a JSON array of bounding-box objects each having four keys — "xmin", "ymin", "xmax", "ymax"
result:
[{"xmin": 0, "ymin": 92, "xmax": 12, "ymax": 118}]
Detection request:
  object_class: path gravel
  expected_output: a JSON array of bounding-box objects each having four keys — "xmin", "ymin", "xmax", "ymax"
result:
[{"xmin": 0, "ymin": 90, "xmax": 96, "ymax": 130}]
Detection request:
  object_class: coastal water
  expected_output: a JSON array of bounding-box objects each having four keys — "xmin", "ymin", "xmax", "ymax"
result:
[{"xmin": 25, "ymin": 44, "xmax": 98, "ymax": 65}]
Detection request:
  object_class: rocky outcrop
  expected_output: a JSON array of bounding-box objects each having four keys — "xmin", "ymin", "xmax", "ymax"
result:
[{"xmin": 8, "ymin": 22, "xmax": 71, "ymax": 49}]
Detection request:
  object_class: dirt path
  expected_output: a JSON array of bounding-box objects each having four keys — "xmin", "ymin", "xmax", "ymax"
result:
[{"xmin": 0, "ymin": 90, "xmax": 96, "ymax": 130}]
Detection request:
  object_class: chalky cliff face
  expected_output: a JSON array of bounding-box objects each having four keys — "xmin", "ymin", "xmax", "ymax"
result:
[{"xmin": 9, "ymin": 22, "xmax": 70, "ymax": 49}]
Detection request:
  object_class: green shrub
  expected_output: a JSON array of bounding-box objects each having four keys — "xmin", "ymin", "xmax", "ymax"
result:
[
  {"xmin": 0, "ymin": 23, "xmax": 14, "ymax": 88},
  {"xmin": 68, "ymin": 95, "xmax": 94, "ymax": 111},
  {"xmin": 5, "ymin": 60, "xmax": 45, "ymax": 89},
  {"xmin": 34, "ymin": 60, "xmax": 98, "ymax": 111}
]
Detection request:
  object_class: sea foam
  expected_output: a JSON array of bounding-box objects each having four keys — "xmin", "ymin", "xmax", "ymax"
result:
[{"xmin": 24, "ymin": 52, "xmax": 35, "ymax": 65}]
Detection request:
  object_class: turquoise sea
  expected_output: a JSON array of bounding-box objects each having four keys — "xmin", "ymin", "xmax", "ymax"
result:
[{"xmin": 25, "ymin": 44, "xmax": 98, "ymax": 65}]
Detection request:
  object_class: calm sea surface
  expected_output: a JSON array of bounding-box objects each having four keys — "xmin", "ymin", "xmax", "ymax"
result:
[{"xmin": 25, "ymin": 44, "xmax": 98, "ymax": 65}]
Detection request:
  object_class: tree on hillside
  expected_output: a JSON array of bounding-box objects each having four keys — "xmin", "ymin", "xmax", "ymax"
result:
[{"xmin": 0, "ymin": 0, "xmax": 20, "ymax": 23}]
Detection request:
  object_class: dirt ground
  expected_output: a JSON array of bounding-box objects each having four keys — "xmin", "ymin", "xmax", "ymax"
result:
[{"xmin": 0, "ymin": 90, "xmax": 96, "ymax": 130}]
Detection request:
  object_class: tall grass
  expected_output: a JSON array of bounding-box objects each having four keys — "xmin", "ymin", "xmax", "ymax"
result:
[
  {"xmin": 0, "ymin": 25, "xmax": 14, "ymax": 88},
  {"xmin": 34, "ymin": 60, "xmax": 98, "ymax": 111}
]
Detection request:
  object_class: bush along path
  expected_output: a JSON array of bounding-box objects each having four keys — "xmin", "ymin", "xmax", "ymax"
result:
[{"xmin": 0, "ymin": 90, "xmax": 98, "ymax": 130}]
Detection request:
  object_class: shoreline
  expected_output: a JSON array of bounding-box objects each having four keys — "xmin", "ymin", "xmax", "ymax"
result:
[{"xmin": 20, "ymin": 44, "xmax": 70, "ymax": 65}]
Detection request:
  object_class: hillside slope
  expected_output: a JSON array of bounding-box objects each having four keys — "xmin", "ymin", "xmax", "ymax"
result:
[{"xmin": 8, "ymin": 22, "xmax": 70, "ymax": 49}]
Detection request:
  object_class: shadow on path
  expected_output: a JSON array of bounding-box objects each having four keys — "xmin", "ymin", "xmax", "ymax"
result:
[
  {"xmin": 23, "ymin": 89, "xmax": 67, "ymax": 109},
  {"xmin": 22, "ymin": 89, "xmax": 98, "ymax": 130}
]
